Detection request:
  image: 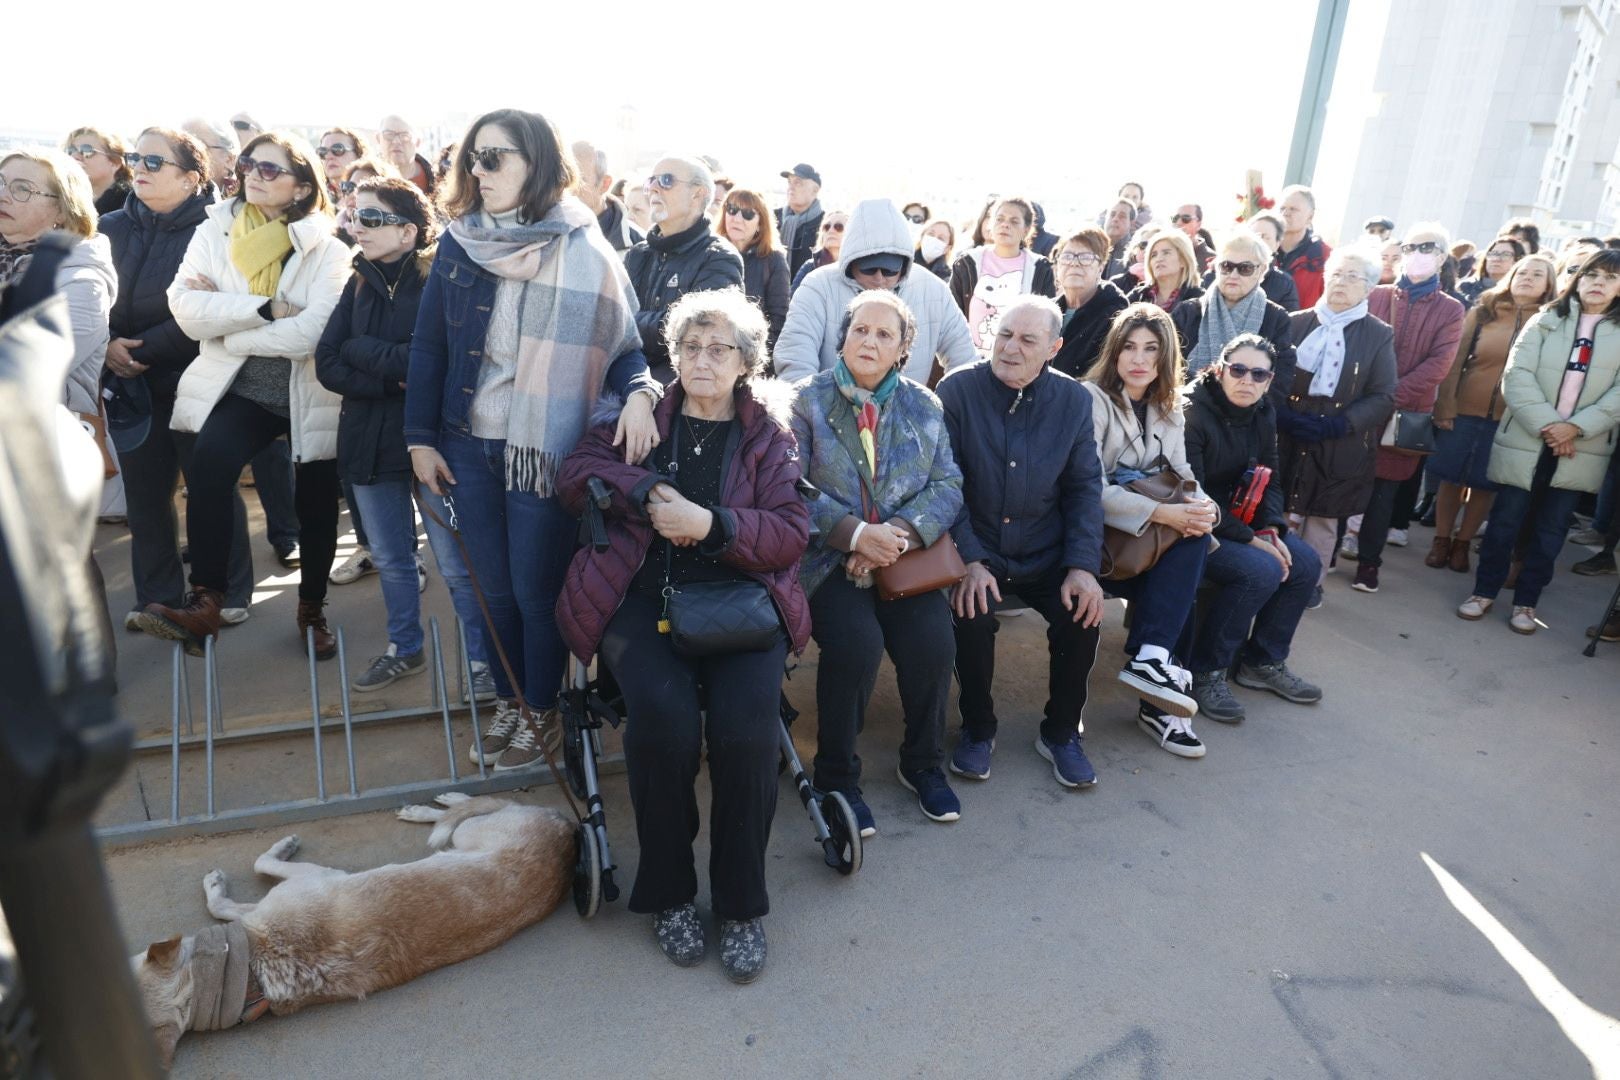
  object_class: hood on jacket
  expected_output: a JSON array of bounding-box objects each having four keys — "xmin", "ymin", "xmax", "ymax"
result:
[
  {"xmin": 59, "ymin": 232, "xmax": 118, "ymax": 297},
  {"xmin": 837, "ymin": 199, "xmax": 915, "ymax": 277}
]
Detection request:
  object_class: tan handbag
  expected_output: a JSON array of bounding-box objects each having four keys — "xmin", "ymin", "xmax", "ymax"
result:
[
  {"xmin": 1100, "ymin": 468, "xmax": 1197, "ymax": 581},
  {"xmin": 876, "ymin": 532, "xmax": 968, "ymax": 600},
  {"xmin": 75, "ymin": 408, "xmax": 118, "ymax": 479}
]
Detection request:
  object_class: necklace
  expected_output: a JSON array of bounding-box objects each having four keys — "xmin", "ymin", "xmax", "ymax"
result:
[{"xmin": 682, "ymin": 414, "xmax": 724, "ymax": 457}]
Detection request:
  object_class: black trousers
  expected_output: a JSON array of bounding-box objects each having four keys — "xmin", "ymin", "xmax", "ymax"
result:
[
  {"xmin": 809, "ymin": 571, "xmax": 952, "ymax": 792},
  {"xmin": 186, "ymin": 394, "xmax": 340, "ymax": 602},
  {"xmin": 601, "ymin": 591, "xmax": 785, "ymax": 921},
  {"xmin": 953, "ymin": 567, "xmax": 1101, "ymax": 744}
]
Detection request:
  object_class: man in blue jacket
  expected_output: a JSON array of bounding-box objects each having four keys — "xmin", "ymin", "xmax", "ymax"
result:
[{"xmin": 937, "ymin": 296, "xmax": 1108, "ymax": 791}]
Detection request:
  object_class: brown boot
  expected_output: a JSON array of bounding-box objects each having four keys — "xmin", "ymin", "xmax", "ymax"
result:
[
  {"xmin": 296, "ymin": 599, "xmax": 337, "ymax": 660},
  {"xmin": 137, "ymin": 588, "xmax": 224, "ymax": 657},
  {"xmin": 1447, "ymin": 538, "xmax": 1471, "ymax": 573},
  {"xmin": 1423, "ymin": 536, "xmax": 1452, "ymax": 568}
]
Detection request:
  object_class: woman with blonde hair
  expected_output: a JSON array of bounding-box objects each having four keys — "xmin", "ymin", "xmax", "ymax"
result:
[
  {"xmin": 717, "ymin": 186, "xmax": 789, "ymax": 350},
  {"xmin": 1127, "ymin": 229, "xmax": 1201, "ymax": 311},
  {"xmin": 64, "ymin": 126, "xmax": 134, "ymax": 216},
  {"xmin": 914, "ymin": 217, "xmax": 954, "ymax": 280}
]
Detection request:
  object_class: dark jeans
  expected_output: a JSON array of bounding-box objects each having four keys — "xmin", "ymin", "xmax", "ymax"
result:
[
  {"xmin": 602, "ymin": 592, "xmax": 785, "ymax": 921},
  {"xmin": 1595, "ymin": 449, "xmax": 1620, "ymax": 540},
  {"xmin": 1357, "ymin": 476, "xmax": 1403, "ymax": 569},
  {"xmin": 1390, "ymin": 470, "xmax": 1424, "ymax": 530},
  {"xmin": 249, "ymin": 438, "xmax": 300, "ymax": 551},
  {"xmin": 186, "ymin": 395, "xmax": 340, "ymax": 602},
  {"xmin": 953, "ymin": 566, "xmax": 1101, "ymax": 743},
  {"xmin": 1187, "ymin": 533, "xmax": 1319, "ymax": 672},
  {"xmin": 437, "ymin": 430, "xmax": 574, "ymax": 706},
  {"xmin": 1100, "ymin": 533, "xmax": 1207, "ymax": 655},
  {"xmin": 809, "ymin": 571, "xmax": 952, "ymax": 792},
  {"xmin": 124, "ymin": 386, "xmax": 253, "ymax": 609},
  {"xmin": 1473, "ymin": 449, "xmax": 1582, "ymax": 608}
]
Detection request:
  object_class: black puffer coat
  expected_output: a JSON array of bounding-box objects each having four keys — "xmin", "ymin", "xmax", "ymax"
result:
[
  {"xmin": 625, "ymin": 216, "xmax": 744, "ymax": 376},
  {"xmin": 99, "ymin": 188, "xmax": 215, "ymax": 396},
  {"xmin": 1183, "ymin": 372, "xmax": 1284, "ymax": 544},
  {"xmin": 315, "ymin": 246, "xmax": 430, "ymax": 486},
  {"xmin": 1051, "ymin": 281, "xmax": 1129, "ymax": 378}
]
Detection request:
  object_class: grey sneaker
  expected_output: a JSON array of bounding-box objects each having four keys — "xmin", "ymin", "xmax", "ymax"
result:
[
  {"xmin": 463, "ymin": 663, "xmax": 498, "ymax": 704},
  {"xmin": 470, "ymin": 699, "xmax": 521, "ymax": 765},
  {"xmin": 1569, "ymin": 526, "xmax": 1605, "ymax": 546},
  {"xmin": 1234, "ymin": 661, "xmax": 1323, "ymax": 704},
  {"xmin": 493, "ymin": 708, "xmax": 563, "ymax": 771},
  {"xmin": 351, "ymin": 644, "xmax": 426, "ymax": 693},
  {"xmin": 719, "ymin": 918, "xmax": 767, "ymax": 984},
  {"xmin": 654, "ymin": 903, "xmax": 706, "ymax": 967},
  {"xmin": 1192, "ymin": 670, "xmax": 1245, "ymax": 723}
]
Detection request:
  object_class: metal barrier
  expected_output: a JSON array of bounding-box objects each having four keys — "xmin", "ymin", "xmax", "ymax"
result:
[{"xmin": 97, "ymin": 615, "xmax": 622, "ymax": 847}]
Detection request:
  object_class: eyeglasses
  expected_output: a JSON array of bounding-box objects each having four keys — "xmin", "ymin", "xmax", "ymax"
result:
[
  {"xmin": 723, "ymin": 204, "xmax": 757, "ymax": 222},
  {"xmin": 466, "ymin": 146, "xmax": 524, "ymax": 173},
  {"xmin": 677, "ymin": 340, "xmax": 740, "ymax": 363},
  {"xmin": 353, "ymin": 206, "xmax": 412, "ymax": 229},
  {"xmin": 1486, "ymin": 248, "xmax": 1518, "ymax": 259},
  {"xmin": 63, "ymin": 144, "xmax": 109, "ymax": 160},
  {"xmin": 379, "ymin": 129, "xmax": 412, "ymax": 142},
  {"xmin": 1326, "ymin": 270, "xmax": 1366, "ymax": 283},
  {"xmin": 1218, "ymin": 260, "xmax": 1259, "ymax": 277},
  {"xmin": 316, "ymin": 143, "xmax": 356, "ymax": 159},
  {"xmin": 1223, "ymin": 362, "xmax": 1274, "ymax": 383},
  {"xmin": 1170, "ymin": 213, "xmax": 1197, "ymax": 224},
  {"xmin": 1056, "ymin": 252, "xmax": 1102, "ymax": 267},
  {"xmin": 123, "ymin": 152, "xmax": 184, "ymax": 174},
  {"xmin": 905, "ymin": 212, "xmax": 925, "ymax": 224},
  {"xmin": 231, "ymin": 120, "xmax": 256, "ymax": 133},
  {"xmin": 0, "ymin": 176, "xmax": 60, "ymax": 203},
  {"xmin": 820, "ymin": 220, "xmax": 846, "ymax": 232},
  {"xmin": 237, "ymin": 157, "xmax": 296, "ymax": 181},
  {"xmin": 1401, "ymin": 241, "xmax": 1442, "ymax": 255},
  {"xmin": 645, "ymin": 172, "xmax": 694, "ymax": 191}
]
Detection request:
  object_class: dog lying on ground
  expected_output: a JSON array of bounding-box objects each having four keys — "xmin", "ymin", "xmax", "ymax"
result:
[{"xmin": 131, "ymin": 794, "xmax": 575, "ymax": 1066}]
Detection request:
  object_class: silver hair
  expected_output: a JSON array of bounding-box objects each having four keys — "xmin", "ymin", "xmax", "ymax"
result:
[
  {"xmin": 1403, "ymin": 219, "xmax": 1452, "ymax": 251},
  {"xmin": 664, "ymin": 287, "xmax": 770, "ymax": 383},
  {"xmin": 1326, "ymin": 246, "xmax": 1382, "ymax": 289},
  {"xmin": 184, "ymin": 117, "xmax": 238, "ymax": 153},
  {"xmin": 997, "ymin": 294, "xmax": 1063, "ymax": 340},
  {"xmin": 1219, "ymin": 231, "xmax": 1272, "ymax": 266},
  {"xmin": 1279, "ymin": 184, "xmax": 1316, "ymax": 211},
  {"xmin": 660, "ymin": 154, "xmax": 714, "ymax": 211},
  {"xmin": 838, "ymin": 289, "xmax": 919, "ymax": 366}
]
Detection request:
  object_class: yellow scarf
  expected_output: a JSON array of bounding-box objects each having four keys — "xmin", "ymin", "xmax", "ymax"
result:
[{"xmin": 228, "ymin": 204, "xmax": 293, "ymax": 298}]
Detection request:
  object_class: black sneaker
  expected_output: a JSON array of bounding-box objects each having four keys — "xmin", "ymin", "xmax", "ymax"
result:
[
  {"xmin": 896, "ymin": 765, "xmax": 961, "ymax": 823},
  {"xmin": 1118, "ymin": 655, "xmax": 1198, "ymax": 717},
  {"xmin": 719, "ymin": 918, "xmax": 767, "ymax": 984},
  {"xmin": 653, "ymin": 903, "xmax": 706, "ymax": 967},
  {"xmin": 274, "ymin": 542, "xmax": 301, "ymax": 569},
  {"xmin": 1572, "ymin": 550, "xmax": 1617, "ymax": 576},
  {"xmin": 1137, "ymin": 704, "xmax": 1206, "ymax": 758},
  {"xmin": 1306, "ymin": 585, "xmax": 1324, "ymax": 610}
]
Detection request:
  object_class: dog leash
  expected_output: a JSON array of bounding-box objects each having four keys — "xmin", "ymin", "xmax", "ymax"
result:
[{"xmin": 413, "ymin": 480, "xmax": 585, "ymax": 822}]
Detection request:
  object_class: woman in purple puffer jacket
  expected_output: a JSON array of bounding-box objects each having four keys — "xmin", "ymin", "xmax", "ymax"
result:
[{"xmin": 555, "ymin": 287, "xmax": 808, "ymax": 985}]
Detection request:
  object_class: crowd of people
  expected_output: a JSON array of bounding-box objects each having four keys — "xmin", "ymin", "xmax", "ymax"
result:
[{"xmin": 5, "ymin": 105, "xmax": 1619, "ymax": 987}]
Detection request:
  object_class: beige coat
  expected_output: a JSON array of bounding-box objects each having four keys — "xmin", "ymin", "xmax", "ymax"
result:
[
  {"xmin": 167, "ymin": 201, "xmax": 353, "ymax": 461},
  {"xmin": 1081, "ymin": 380, "xmax": 1212, "ymax": 537}
]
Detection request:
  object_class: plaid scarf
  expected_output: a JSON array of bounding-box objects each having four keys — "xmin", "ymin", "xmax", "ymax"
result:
[{"xmin": 449, "ymin": 197, "xmax": 641, "ymax": 494}]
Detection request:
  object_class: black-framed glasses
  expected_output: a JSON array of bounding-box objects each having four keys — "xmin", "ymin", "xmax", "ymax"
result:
[
  {"xmin": 723, "ymin": 204, "xmax": 757, "ymax": 222},
  {"xmin": 123, "ymin": 152, "xmax": 183, "ymax": 174},
  {"xmin": 1056, "ymin": 252, "xmax": 1102, "ymax": 267},
  {"xmin": 1223, "ymin": 362, "xmax": 1274, "ymax": 383},
  {"xmin": 854, "ymin": 265, "xmax": 902, "ymax": 279},
  {"xmin": 820, "ymin": 220, "xmax": 846, "ymax": 232},
  {"xmin": 645, "ymin": 172, "xmax": 692, "ymax": 191},
  {"xmin": 1, "ymin": 176, "xmax": 60, "ymax": 203},
  {"xmin": 905, "ymin": 212, "xmax": 926, "ymax": 224},
  {"xmin": 316, "ymin": 143, "xmax": 356, "ymax": 159},
  {"xmin": 466, "ymin": 146, "xmax": 523, "ymax": 173},
  {"xmin": 677, "ymin": 340, "xmax": 740, "ymax": 362},
  {"xmin": 63, "ymin": 143, "xmax": 109, "ymax": 160},
  {"xmin": 1401, "ymin": 241, "xmax": 1442, "ymax": 255},
  {"xmin": 1218, "ymin": 260, "xmax": 1259, "ymax": 277},
  {"xmin": 237, "ymin": 157, "xmax": 296, "ymax": 181},
  {"xmin": 352, "ymin": 206, "xmax": 411, "ymax": 229},
  {"xmin": 1485, "ymin": 247, "xmax": 1518, "ymax": 259}
]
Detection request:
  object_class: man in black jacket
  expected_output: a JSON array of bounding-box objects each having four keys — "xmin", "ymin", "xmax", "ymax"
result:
[
  {"xmin": 773, "ymin": 163, "xmax": 824, "ymax": 276},
  {"xmin": 937, "ymin": 296, "xmax": 1107, "ymax": 791},
  {"xmin": 573, "ymin": 140, "xmax": 642, "ymax": 254},
  {"xmin": 625, "ymin": 155, "xmax": 744, "ymax": 381}
]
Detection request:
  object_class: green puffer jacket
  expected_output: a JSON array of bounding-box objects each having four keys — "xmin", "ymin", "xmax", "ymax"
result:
[{"xmin": 1487, "ymin": 308, "xmax": 1620, "ymax": 492}]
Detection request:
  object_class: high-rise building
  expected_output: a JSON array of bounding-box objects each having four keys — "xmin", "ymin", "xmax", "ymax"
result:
[{"xmin": 1340, "ymin": 0, "xmax": 1620, "ymax": 249}]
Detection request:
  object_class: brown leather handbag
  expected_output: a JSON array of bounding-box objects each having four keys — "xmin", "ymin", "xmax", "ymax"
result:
[
  {"xmin": 1100, "ymin": 467, "xmax": 1199, "ymax": 581},
  {"xmin": 876, "ymin": 532, "xmax": 967, "ymax": 600}
]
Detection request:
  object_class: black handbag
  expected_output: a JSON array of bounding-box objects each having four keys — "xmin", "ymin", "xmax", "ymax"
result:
[{"xmin": 1380, "ymin": 408, "xmax": 1435, "ymax": 455}]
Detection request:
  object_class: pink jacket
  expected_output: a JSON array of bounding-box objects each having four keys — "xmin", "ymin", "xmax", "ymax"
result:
[{"xmin": 1368, "ymin": 285, "xmax": 1465, "ymax": 481}]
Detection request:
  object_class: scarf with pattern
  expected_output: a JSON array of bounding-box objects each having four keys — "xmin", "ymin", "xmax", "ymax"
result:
[
  {"xmin": 1296, "ymin": 298, "xmax": 1369, "ymax": 397},
  {"xmin": 833, "ymin": 359, "xmax": 899, "ymax": 519}
]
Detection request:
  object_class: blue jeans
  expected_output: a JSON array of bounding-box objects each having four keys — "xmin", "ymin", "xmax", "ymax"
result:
[
  {"xmin": 437, "ymin": 430, "xmax": 574, "ymax": 705},
  {"xmin": 1188, "ymin": 533, "xmax": 1319, "ymax": 672},
  {"xmin": 349, "ymin": 480, "xmax": 422, "ymax": 656},
  {"xmin": 1473, "ymin": 449, "xmax": 1582, "ymax": 607},
  {"xmin": 417, "ymin": 486, "xmax": 488, "ymax": 671},
  {"xmin": 1594, "ymin": 448, "xmax": 1620, "ymax": 537},
  {"xmin": 1102, "ymin": 534, "xmax": 1208, "ymax": 656}
]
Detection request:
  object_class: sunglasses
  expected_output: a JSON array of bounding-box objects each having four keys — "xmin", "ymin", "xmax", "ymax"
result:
[
  {"xmin": 1401, "ymin": 241, "xmax": 1442, "ymax": 255},
  {"xmin": 723, "ymin": 204, "xmax": 758, "ymax": 222},
  {"xmin": 339, "ymin": 180, "xmax": 358, "ymax": 194},
  {"xmin": 316, "ymin": 143, "xmax": 356, "ymax": 159},
  {"xmin": 231, "ymin": 120, "xmax": 256, "ymax": 132},
  {"xmin": 353, "ymin": 206, "xmax": 411, "ymax": 229},
  {"xmin": 237, "ymin": 156, "xmax": 296, "ymax": 181},
  {"xmin": 905, "ymin": 212, "xmax": 926, "ymax": 224},
  {"xmin": 1218, "ymin": 260, "xmax": 1260, "ymax": 277},
  {"xmin": 123, "ymin": 152, "xmax": 184, "ymax": 174},
  {"xmin": 1170, "ymin": 213, "xmax": 1197, "ymax": 224},
  {"xmin": 63, "ymin": 143, "xmax": 109, "ymax": 160},
  {"xmin": 645, "ymin": 172, "xmax": 692, "ymax": 191},
  {"xmin": 1223, "ymin": 362, "xmax": 1274, "ymax": 383},
  {"xmin": 854, "ymin": 264, "xmax": 902, "ymax": 279},
  {"xmin": 821, "ymin": 220, "xmax": 846, "ymax": 232},
  {"xmin": 466, "ymin": 146, "xmax": 524, "ymax": 173}
]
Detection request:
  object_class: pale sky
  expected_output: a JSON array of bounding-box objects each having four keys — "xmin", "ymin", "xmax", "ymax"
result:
[{"xmin": 9, "ymin": 0, "xmax": 1391, "ymax": 245}]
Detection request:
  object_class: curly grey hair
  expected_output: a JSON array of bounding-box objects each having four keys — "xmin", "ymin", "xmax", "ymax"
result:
[{"xmin": 664, "ymin": 287, "xmax": 770, "ymax": 383}]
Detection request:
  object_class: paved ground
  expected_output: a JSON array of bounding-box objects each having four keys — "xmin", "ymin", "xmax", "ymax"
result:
[{"xmin": 91, "ymin": 504, "xmax": 1620, "ymax": 1079}]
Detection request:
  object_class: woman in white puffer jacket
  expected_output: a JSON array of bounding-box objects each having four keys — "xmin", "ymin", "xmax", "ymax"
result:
[{"xmin": 134, "ymin": 131, "xmax": 352, "ymax": 660}]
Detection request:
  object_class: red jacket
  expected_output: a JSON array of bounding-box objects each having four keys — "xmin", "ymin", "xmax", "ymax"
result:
[
  {"xmin": 554, "ymin": 381, "xmax": 811, "ymax": 663},
  {"xmin": 1368, "ymin": 285, "xmax": 1466, "ymax": 481}
]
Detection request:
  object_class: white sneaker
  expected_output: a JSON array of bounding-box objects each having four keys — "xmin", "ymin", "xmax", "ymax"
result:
[
  {"xmin": 1456, "ymin": 595, "xmax": 1493, "ymax": 620},
  {"xmin": 416, "ymin": 553, "xmax": 428, "ymax": 593},
  {"xmin": 220, "ymin": 607, "xmax": 250, "ymax": 626},
  {"xmin": 1510, "ymin": 606, "xmax": 1538, "ymax": 635},
  {"xmin": 1339, "ymin": 533, "xmax": 1360, "ymax": 560},
  {"xmin": 330, "ymin": 548, "xmax": 376, "ymax": 585},
  {"xmin": 1388, "ymin": 528, "xmax": 1409, "ymax": 548}
]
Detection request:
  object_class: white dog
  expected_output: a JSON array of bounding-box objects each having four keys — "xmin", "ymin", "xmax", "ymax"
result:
[{"xmin": 130, "ymin": 794, "xmax": 575, "ymax": 1066}]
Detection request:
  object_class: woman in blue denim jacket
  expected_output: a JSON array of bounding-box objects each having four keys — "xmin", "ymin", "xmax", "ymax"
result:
[
  {"xmin": 792, "ymin": 290, "xmax": 964, "ymax": 836},
  {"xmin": 404, "ymin": 108, "xmax": 660, "ymax": 771}
]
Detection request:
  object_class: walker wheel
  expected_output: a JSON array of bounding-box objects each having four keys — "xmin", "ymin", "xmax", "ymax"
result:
[
  {"xmin": 821, "ymin": 791, "xmax": 863, "ymax": 876},
  {"xmin": 573, "ymin": 822, "xmax": 602, "ymax": 918}
]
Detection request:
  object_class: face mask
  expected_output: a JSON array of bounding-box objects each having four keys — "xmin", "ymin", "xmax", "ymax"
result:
[
  {"xmin": 1128, "ymin": 261, "xmax": 1145, "ymax": 279},
  {"xmin": 919, "ymin": 235, "xmax": 947, "ymax": 262},
  {"xmin": 1403, "ymin": 252, "xmax": 1440, "ymax": 280}
]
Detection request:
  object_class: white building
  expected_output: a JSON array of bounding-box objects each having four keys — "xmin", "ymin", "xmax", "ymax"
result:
[{"xmin": 1340, "ymin": 0, "xmax": 1620, "ymax": 250}]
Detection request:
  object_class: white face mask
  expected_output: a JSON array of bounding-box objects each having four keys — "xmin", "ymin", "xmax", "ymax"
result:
[{"xmin": 919, "ymin": 235, "xmax": 947, "ymax": 262}]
